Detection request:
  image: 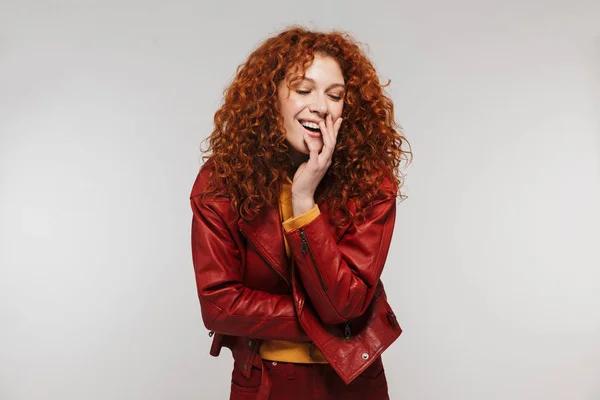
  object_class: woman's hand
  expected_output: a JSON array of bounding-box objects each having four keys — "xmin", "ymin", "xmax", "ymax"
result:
[{"xmin": 291, "ymin": 114, "xmax": 343, "ymax": 216}]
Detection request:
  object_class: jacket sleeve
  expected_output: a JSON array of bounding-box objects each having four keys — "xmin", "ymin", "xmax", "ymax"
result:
[
  {"xmin": 190, "ymin": 195, "xmax": 310, "ymax": 342},
  {"xmin": 283, "ymin": 196, "xmax": 396, "ymax": 325}
]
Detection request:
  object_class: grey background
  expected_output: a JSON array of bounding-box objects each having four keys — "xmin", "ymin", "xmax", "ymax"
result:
[{"xmin": 1, "ymin": 0, "xmax": 599, "ymax": 399}]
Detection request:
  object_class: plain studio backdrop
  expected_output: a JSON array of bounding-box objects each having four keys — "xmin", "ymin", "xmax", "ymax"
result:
[{"xmin": 1, "ymin": 1, "xmax": 599, "ymax": 399}]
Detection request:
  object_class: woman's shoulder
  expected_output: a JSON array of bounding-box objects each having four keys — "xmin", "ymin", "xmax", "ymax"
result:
[
  {"xmin": 189, "ymin": 158, "xmax": 229, "ymax": 201},
  {"xmin": 379, "ymin": 172, "xmax": 399, "ymax": 199}
]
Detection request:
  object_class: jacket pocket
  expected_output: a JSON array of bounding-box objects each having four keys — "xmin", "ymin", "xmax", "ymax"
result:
[{"xmin": 231, "ymin": 361, "xmax": 262, "ymax": 394}]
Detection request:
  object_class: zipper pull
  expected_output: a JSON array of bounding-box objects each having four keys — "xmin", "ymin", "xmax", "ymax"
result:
[
  {"xmin": 300, "ymin": 230, "xmax": 308, "ymax": 254},
  {"xmin": 208, "ymin": 331, "xmax": 215, "ymax": 337},
  {"xmin": 344, "ymin": 322, "xmax": 351, "ymax": 341}
]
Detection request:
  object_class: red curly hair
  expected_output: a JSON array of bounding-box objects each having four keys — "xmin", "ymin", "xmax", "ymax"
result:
[{"xmin": 200, "ymin": 26, "xmax": 411, "ymax": 227}]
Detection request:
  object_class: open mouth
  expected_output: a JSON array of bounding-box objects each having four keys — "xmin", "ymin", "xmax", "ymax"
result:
[{"xmin": 298, "ymin": 120, "xmax": 322, "ymax": 137}]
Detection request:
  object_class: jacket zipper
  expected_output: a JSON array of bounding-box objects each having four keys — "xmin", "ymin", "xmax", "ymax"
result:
[
  {"xmin": 299, "ymin": 229, "xmax": 328, "ymax": 292},
  {"xmin": 239, "ymin": 229, "xmax": 291, "ymax": 289},
  {"xmin": 299, "ymin": 229, "xmax": 352, "ymax": 341}
]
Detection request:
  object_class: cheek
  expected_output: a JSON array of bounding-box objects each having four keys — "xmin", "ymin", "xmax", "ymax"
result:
[
  {"xmin": 290, "ymin": 98, "xmax": 306, "ymax": 114},
  {"xmin": 281, "ymin": 98, "xmax": 303, "ymax": 121},
  {"xmin": 333, "ymin": 103, "xmax": 344, "ymax": 118}
]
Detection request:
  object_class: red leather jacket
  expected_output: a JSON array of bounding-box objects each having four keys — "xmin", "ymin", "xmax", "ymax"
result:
[{"xmin": 190, "ymin": 159, "xmax": 402, "ymax": 384}]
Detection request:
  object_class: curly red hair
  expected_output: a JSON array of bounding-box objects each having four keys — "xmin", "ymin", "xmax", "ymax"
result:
[{"xmin": 199, "ymin": 26, "xmax": 411, "ymax": 227}]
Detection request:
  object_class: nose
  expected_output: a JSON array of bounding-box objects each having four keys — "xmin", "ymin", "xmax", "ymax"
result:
[{"xmin": 308, "ymin": 95, "xmax": 328, "ymax": 117}]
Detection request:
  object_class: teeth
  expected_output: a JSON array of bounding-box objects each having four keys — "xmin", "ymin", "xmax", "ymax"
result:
[{"xmin": 300, "ymin": 121, "xmax": 320, "ymax": 130}]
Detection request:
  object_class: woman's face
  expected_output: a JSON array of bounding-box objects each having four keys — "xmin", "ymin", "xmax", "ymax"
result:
[{"xmin": 277, "ymin": 54, "xmax": 345, "ymax": 164}]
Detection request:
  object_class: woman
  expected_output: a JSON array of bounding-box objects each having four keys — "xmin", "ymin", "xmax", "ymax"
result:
[{"xmin": 190, "ymin": 26, "xmax": 410, "ymax": 400}]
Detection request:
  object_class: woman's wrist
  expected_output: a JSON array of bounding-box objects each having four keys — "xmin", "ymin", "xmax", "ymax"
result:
[{"xmin": 292, "ymin": 195, "xmax": 316, "ymax": 217}]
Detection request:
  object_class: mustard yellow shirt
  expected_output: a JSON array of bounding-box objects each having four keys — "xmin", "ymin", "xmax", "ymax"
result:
[{"xmin": 258, "ymin": 178, "xmax": 328, "ymax": 364}]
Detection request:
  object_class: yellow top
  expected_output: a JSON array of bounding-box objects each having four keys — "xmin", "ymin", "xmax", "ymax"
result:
[{"xmin": 258, "ymin": 178, "xmax": 328, "ymax": 364}]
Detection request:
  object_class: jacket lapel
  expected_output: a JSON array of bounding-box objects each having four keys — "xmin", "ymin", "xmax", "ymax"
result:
[{"xmin": 238, "ymin": 203, "xmax": 290, "ymax": 286}]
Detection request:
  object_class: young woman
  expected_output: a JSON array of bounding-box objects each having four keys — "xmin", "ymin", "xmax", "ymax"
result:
[{"xmin": 190, "ymin": 26, "xmax": 410, "ymax": 400}]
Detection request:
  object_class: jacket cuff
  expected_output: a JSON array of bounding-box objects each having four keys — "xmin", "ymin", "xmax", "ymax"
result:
[{"xmin": 282, "ymin": 204, "xmax": 320, "ymax": 232}]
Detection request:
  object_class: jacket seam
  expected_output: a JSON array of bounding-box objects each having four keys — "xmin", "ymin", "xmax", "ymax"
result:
[
  {"xmin": 373, "ymin": 200, "xmax": 394, "ymax": 273},
  {"xmin": 198, "ymin": 296, "xmax": 223, "ymax": 328},
  {"xmin": 200, "ymin": 293, "xmax": 299, "ymax": 321},
  {"xmin": 348, "ymin": 199, "xmax": 394, "ymax": 318}
]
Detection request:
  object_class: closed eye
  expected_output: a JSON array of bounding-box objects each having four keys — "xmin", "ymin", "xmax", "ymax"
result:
[{"xmin": 296, "ymin": 89, "xmax": 343, "ymax": 102}]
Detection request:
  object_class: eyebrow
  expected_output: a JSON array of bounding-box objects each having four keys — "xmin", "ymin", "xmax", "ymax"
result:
[{"xmin": 294, "ymin": 77, "xmax": 346, "ymax": 90}]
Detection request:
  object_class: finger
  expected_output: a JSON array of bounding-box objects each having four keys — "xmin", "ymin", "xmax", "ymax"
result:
[
  {"xmin": 328, "ymin": 115, "xmax": 339, "ymax": 147},
  {"xmin": 324, "ymin": 115, "xmax": 337, "ymax": 154},
  {"xmin": 326, "ymin": 114, "xmax": 335, "ymax": 146},
  {"xmin": 334, "ymin": 117, "xmax": 343, "ymax": 140},
  {"xmin": 304, "ymin": 131, "xmax": 320, "ymax": 166},
  {"xmin": 304, "ymin": 129, "xmax": 320, "ymax": 151},
  {"xmin": 320, "ymin": 119, "xmax": 332, "ymax": 152},
  {"xmin": 318, "ymin": 120, "xmax": 334, "ymax": 163}
]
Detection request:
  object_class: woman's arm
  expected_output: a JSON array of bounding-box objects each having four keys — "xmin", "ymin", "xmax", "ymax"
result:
[
  {"xmin": 284, "ymin": 195, "xmax": 396, "ymax": 325},
  {"xmin": 191, "ymin": 195, "xmax": 310, "ymax": 342}
]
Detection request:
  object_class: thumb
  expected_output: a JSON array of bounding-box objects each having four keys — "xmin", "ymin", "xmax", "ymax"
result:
[{"xmin": 293, "ymin": 162, "xmax": 307, "ymax": 181}]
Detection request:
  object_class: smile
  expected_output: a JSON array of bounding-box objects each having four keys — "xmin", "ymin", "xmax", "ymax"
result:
[{"xmin": 298, "ymin": 120, "xmax": 322, "ymax": 138}]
